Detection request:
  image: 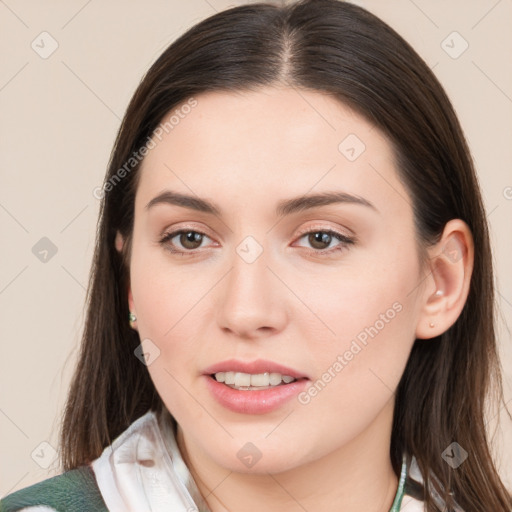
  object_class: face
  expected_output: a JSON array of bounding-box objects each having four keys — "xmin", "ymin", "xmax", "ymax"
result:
[{"xmin": 122, "ymin": 86, "xmax": 427, "ymax": 474}]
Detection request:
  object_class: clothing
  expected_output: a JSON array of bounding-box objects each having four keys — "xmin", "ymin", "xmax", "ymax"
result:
[{"xmin": 0, "ymin": 409, "xmax": 445, "ymax": 511}]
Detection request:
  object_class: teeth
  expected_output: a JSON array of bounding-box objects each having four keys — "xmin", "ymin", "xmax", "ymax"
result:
[
  {"xmin": 269, "ymin": 373, "xmax": 282, "ymax": 385},
  {"xmin": 214, "ymin": 371, "xmax": 297, "ymax": 388},
  {"xmin": 235, "ymin": 372, "xmax": 251, "ymax": 387}
]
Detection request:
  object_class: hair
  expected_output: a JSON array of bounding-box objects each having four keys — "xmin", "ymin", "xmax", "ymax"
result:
[{"xmin": 59, "ymin": 1, "xmax": 512, "ymax": 510}]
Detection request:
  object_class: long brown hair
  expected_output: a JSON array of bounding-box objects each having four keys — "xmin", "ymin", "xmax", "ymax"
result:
[{"xmin": 60, "ymin": 1, "xmax": 512, "ymax": 510}]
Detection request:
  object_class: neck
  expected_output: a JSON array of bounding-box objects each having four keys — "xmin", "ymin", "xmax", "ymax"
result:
[{"xmin": 177, "ymin": 400, "xmax": 399, "ymax": 512}]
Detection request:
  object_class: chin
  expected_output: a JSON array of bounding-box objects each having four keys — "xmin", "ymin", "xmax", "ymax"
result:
[
  {"xmin": 204, "ymin": 437, "xmax": 313, "ymax": 476},
  {"xmin": 219, "ymin": 454, "xmax": 298, "ymax": 475}
]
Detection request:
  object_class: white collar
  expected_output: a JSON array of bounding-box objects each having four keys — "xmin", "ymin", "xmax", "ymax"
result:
[{"xmin": 92, "ymin": 409, "xmax": 209, "ymax": 511}]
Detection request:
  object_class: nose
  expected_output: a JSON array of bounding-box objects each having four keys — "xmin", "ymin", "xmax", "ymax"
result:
[{"xmin": 216, "ymin": 246, "xmax": 288, "ymax": 339}]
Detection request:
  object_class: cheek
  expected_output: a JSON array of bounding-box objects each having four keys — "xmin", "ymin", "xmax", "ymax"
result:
[
  {"xmin": 298, "ymin": 246, "xmax": 418, "ymax": 351},
  {"xmin": 130, "ymin": 239, "xmax": 211, "ymax": 340},
  {"xmin": 289, "ymin": 291, "xmax": 415, "ymax": 456},
  {"xmin": 129, "ymin": 244, "xmax": 221, "ymax": 412},
  {"xmin": 292, "ymin": 242, "xmax": 420, "ymax": 412},
  {"xmin": 132, "ymin": 276, "xmax": 208, "ymax": 428}
]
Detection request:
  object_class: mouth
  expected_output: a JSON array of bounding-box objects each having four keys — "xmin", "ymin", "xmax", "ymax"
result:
[
  {"xmin": 202, "ymin": 359, "xmax": 309, "ymax": 414},
  {"xmin": 209, "ymin": 371, "xmax": 299, "ymax": 390}
]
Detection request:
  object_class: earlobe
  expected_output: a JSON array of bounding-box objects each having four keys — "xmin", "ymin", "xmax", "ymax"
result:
[
  {"xmin": 415, "ymin": 219, "xmax": 474, "ymax": 340},
  {"xmin": 128, "ymin": 287, "xmax": 138, "ymax": 331},
  {"xmin": 115, "ymin": 231, "xmax": 124, "ymax": 252}
]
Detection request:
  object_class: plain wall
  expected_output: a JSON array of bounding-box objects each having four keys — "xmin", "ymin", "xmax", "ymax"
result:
[{"xmin": 1, "ymin": 0, "xmax": 511, "ymax": 497}]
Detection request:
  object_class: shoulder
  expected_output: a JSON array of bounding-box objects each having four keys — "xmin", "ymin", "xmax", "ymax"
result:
[{"xmin": 0, "ymin": 465, "xmax": 108, "ymax": 512}]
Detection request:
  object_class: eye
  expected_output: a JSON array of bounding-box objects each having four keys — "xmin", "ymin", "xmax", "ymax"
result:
[
  {"xmin": 159, "ymin": 229, "xmax": 213, "ymax": 253},
  {"xmin": 294, "ymin": 229, "xmax": 355, "ymax": 253}
]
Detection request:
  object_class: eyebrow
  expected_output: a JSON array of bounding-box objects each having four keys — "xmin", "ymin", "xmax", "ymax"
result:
[{"xmin": 145, "ymin": 190, "xmax": 377, "ymax": 216}]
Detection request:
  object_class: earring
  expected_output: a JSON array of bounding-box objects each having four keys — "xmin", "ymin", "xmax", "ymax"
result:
[
  {"xmin": 434, "ymin": 290, "xmax": 444, "ymax": 297},
  {"xmin": 429, "ymin": 321, "xmax": 435, "ymax": 328},
  {"xmin": 129, "ymin": 312, "xmax": 137, "ymax": 323}
]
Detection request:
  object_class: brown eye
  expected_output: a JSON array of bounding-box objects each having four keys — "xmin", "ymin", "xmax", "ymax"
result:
[
  {"xmin": 159, "ymin": 229, "xmax": 211, "ymax": 253},
  {"xmin": 294, "ymin": 229, "xmax": 355, "ymax": 255},
  {"xmin": 179, "ymin": 231, "xmax": 204, "ymax": 249},
  {"xmin": 308, "ymin": 232, "xmax": 333, "ymax": 250}
]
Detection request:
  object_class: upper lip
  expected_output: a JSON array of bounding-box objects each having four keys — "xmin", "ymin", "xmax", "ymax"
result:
[{"xmin": 203, "ymin": 359, "xmax": 309, "ymax": 380}]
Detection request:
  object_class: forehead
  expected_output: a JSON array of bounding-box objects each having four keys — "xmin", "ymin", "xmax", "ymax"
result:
[{"xmin": 135, "ymin": 86, "xmax": 409, "ymax": 219}]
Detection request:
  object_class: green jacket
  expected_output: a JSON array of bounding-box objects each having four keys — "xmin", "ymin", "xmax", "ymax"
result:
[{"xmin": 0, "ymin": 465, "xmax": 108, "ymax": 512}]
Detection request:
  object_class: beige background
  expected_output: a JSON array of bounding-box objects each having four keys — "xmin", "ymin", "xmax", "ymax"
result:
[{"xmin": 1, "ymin": 0, "xmax": 511, "ymax": 497}]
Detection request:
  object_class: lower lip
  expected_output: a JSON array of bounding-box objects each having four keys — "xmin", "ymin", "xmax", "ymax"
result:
[{"xmin": 204, "ymin": 375, "xmax": 308, "ymax": 415}]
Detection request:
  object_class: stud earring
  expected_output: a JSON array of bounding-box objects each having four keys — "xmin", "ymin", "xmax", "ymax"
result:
[
  {"xmin": 429, "ymin": 321, "xmax": 435, "ymax": 328},
  {"xmin": 129, "ymin": 312, "xmax": 137, "ymax": 323},
  {"xmin": 434, "ymin": 290, "xmax": 444, "ymax": 297}
]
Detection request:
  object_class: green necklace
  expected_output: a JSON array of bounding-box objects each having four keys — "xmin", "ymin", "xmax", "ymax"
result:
[{"xmin": 389, "ymin": 455, "xmax": 408, "ymax": 512}]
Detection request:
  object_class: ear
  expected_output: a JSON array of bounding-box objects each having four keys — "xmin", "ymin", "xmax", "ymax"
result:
[
  {"xmin": 116, "ymin": 231, "xmax": 138, "ymax": 330},
  {"xmin": 415, "ymin": 219, "xmax": 474, "ymax": 339}
]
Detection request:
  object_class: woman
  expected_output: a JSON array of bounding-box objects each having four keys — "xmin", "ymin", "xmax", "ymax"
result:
[{"xmin": 1, "ymin": 0, "xmax": 510, "ymax": 511}]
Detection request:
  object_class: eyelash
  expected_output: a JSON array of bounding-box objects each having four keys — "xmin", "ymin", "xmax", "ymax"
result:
[{"xmin": 159, "ymin": 226, "xmax": 355, "ymax": 257}]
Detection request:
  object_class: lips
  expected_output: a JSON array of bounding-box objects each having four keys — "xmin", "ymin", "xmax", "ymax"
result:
[{"xmin": 202, "ymin": 359, "xmax": 310, "ymax": 414}]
